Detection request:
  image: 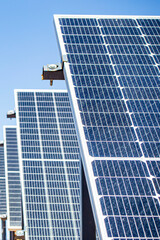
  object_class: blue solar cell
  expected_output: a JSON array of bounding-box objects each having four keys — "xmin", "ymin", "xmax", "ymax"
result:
[
  {"xmin": 92, "ymin": 160, "xmax": 150, "ymax": 178},
  {"xmin": 141, "ymin": 27, "xmax": 160, "ymax": 36},
  {"xmin": 101, "ymin": 26, "xmax": 141, "ymax": 36},
  {"xmin": 111, "ymin": 54, "xmax": 155, "ymax": 65},
  {"xmin": 137, "ymin": 19, "xmax": 160, "ymax": 27},
  {"xmin": 145, "ymin": 36, "xmax": 160, "ymax": 45},
  {"xmin": 98, "ymin": 18, "xmax": 137, "ymax": 27},
  {"xmin": 107, "ymin": 44, "xmax": 150, "ymax": 55},
  {"xmin": 105, "ymin": 35, "xmax": 146, "ymax": 45},
  {"xmin": 150, "ymin": 45, "xmax": 160, "ymax": 54},
  {"xmin": 60, "ymin": 18, "xmax": 98, "ymax": 26}
]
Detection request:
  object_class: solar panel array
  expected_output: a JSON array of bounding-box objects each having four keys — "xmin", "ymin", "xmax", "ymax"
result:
[
  {"xmin": 54, "ymin": 16, "xmax": 160, "ymax": 239},
  {"xmin": 4, "ymin": 126, "xmax": 22, "ymax": 230},
  {"xmin": 0, "ymin": 146, "xmax": 6, "ymax": 217},
  {"xmin": 15, "ymin": 90, "xmax": 81, "ymax": 240}
]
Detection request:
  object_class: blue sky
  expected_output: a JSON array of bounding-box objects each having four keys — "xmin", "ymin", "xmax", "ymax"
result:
[{"xmin": 0, "ymin": 0, "xmax": 159, "ymax": 140}]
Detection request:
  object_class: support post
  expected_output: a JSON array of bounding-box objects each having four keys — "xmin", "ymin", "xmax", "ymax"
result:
[
  {"xmin": 2, "ymin": 219, "xmax": 6, "ymax": 240},
  {"xmin": 10, "ymin": 231, "xmax": 14, "ymax": 240},
  {"xmin": 82, "ymin": 166, "xmax": 96, "ymax": 240}
]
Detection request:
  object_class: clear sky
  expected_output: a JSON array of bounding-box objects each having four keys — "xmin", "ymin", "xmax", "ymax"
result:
[{"xmin": 0, "ymin": 0, "xmax": 159, "ymax": 140}]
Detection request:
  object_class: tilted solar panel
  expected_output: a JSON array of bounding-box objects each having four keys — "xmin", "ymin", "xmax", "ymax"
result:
[
  {"xmin": 4, "ymin": 126, "xmax": 22, "ymax": 230},
  {"xmin": 15, "ymin": 90, "xmax": 81, "ymax": 240},
  {"xmin": 54, "ymin": 15, "xmax": 160, "ymax": 239},
  {"xmin": 0, "ymin": 146, "xmax": 7, "ymax": 218}
]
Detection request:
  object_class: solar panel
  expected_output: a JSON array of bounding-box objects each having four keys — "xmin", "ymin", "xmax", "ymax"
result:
[
  {"xmin": 54, "ymin": 15, "xmax": 160, "ymax": 239},
  {"xmin": 14, "ymin": 90, "xmax": 81, "ymax": 240},
  {"xmin": 0, "ymin": 146, "xmax": 7, "ymax": 218},
  {"xmin": 4, "ymin": 126, "xmax": 22, "ymax": 230}
]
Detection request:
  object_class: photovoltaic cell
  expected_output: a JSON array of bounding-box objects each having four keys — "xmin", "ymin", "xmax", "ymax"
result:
[
  {"xmin": 4, "ymin": 126, "xmax": 22, "ymax": 230},
  {"xmin": 54, "ymin": 15, "xmax": 160, "ymax": 239},
  {"xmin": 15, "ymin": 90, "xmax": 81, "ymax": 240}
]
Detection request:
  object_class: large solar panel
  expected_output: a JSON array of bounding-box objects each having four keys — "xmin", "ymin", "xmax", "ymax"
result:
[
  {"xmin": 15, "ymin": 90, "xmax": 81, "ymax": 240},
  {"xmin": 4, "ymin": 126, "xmax": 22, "ymax": 230},
  {"xmin": 54, "ymin": 15, "xmax": 160, "ymax": 239},
  {"xmin": 0, "ymin": 146, "xmax": 7, "ymax": 218}
]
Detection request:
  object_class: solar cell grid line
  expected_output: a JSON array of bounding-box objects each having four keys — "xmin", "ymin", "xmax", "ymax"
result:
[
  {"xmin": 54, "ymin": 15, "xmax": 160, "ymax": 240},
  {"xmin": 0, "ymin": 146, "xmax": 7, "ymax": 218},
  {"xmin": 3, "ymin": 126, "xmax": 22, "ymax": 231},
  {"xmin": 14, "ymin": 89, "xmax": 81, "ymax": 240}
]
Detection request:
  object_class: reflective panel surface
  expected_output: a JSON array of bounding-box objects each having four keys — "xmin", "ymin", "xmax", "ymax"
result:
[
  {"xmin": 4, "ymin": 126, "xmax": 22, "ymax": 229},
  {"xmin": 15, "ymin": 90, "xmax": 81, "ymax": 240},
  {"xmin": 55, "ymin": 16, "xmax": 160, "ymax": 240}
]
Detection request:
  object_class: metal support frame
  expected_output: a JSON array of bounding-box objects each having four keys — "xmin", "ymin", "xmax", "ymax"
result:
[
  {"xmin": 42, "ymin": 63, "xmax": 65, "ymax": 86},
  {"xmin": 7, "ymin": 110, "xmax": 16, "ymax": 119}
]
